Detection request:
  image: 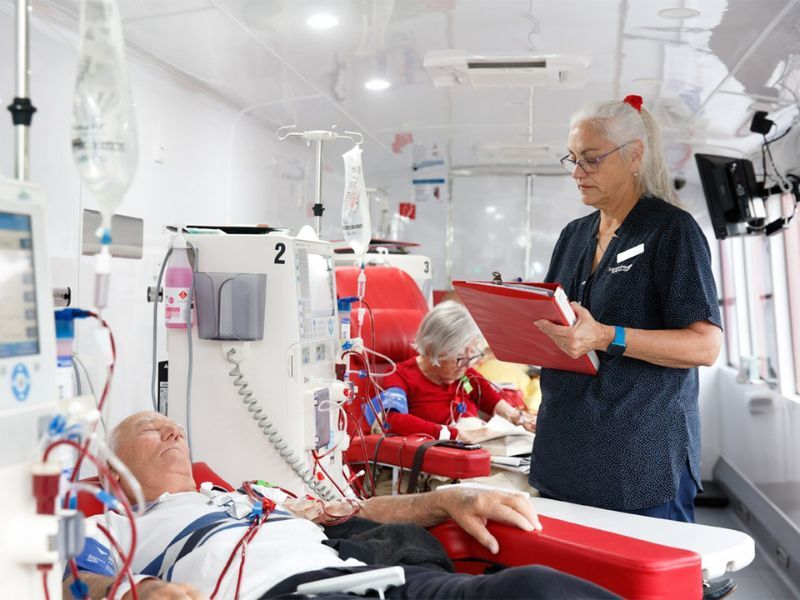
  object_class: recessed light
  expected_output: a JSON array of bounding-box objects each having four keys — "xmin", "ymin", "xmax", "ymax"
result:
[
  {"xmin": 657, "ymin": 8, "xmax": 700, "ymax": 19},
  {"xmin": 306, "ymin": 13, "xmax": 338, "ymax": 29},
  {"xmin": 365, "ymin": 78, "xmax": 391, "ymax": 91}
]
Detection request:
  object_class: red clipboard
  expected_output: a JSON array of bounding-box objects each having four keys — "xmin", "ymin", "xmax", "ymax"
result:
[{"xmin": 453, "ymin": 280, "xmax": 599, "ymax": 375}]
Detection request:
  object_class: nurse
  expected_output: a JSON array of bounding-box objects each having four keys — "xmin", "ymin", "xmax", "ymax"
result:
[{"xmin": 530, "ymin": 95, "xmax": 722, "ymax": 522}]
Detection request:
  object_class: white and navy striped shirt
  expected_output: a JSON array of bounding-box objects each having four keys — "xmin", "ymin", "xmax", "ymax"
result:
[{"xmin": 74, "ymin": 491, "xmax": 365, "ymax": 599}]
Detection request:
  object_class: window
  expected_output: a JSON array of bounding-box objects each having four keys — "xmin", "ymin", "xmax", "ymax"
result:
[
  {"xmin": 784, "ymin": 216, "xmax": 800, "ymax": 393},
  {"xmin": 744, "ymin": 236, "xmax": 779, "ymax": 384},
  {"xmin": 718, "ymin": 240, "xmax": 739, "ymax": 368}
]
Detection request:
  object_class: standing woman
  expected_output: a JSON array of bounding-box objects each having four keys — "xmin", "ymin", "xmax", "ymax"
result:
[{"xmin": 530, "ymin": 95, "xmax": 722, "ymax": 522}]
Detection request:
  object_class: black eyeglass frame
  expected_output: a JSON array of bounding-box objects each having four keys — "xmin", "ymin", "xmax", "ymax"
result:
[
  {"xmin": 454, "ymin": 351, "xmax": 485, "ymax": 368},
  {"xmin": 559, "ymin": 142, "xmax": 631, "ymax": 174}
]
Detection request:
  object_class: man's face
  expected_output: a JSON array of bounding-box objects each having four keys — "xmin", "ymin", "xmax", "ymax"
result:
[{"xmin": 112, "ymin": 411, "xmax": 193, "ymax": 500}]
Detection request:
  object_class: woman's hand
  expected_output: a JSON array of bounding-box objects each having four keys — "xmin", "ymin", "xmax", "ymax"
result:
[
  {"xmin": 517, "ymin": 410, "xmax": 537, "ymax": 433},
  {"xmin": 457, "ymin": 427, "xmax": 490, "ymax": 445},
  {"xmin": 493, "ymin": 399, "xmax": 537, "ymax": 432},
  {"xmin": 535, "ymin": 302, "xmax": 612, "ymax": 358}
]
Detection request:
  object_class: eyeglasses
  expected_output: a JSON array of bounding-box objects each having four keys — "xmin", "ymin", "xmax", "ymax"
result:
[
  {"xmin": 560, "ymin": 143, "xmax": 630, "ymax": 174},
  {"xmin": 454, "ymin": 351, "xmax": 484, "ymax": 368}
]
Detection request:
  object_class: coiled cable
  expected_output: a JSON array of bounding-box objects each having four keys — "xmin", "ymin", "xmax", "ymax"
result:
[{"xmin": 225, "ymin": 347, "xmax": 337, "ymax": 502}]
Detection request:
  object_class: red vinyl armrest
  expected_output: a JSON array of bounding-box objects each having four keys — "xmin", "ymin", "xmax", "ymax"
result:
[{"xmin": 429, "ymin": 516, "xmax": 702, "ymax": 600}]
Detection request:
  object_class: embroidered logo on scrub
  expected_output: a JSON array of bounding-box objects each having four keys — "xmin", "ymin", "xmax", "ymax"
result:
[
  {"xmin": 608, "ymin": 243, "xmax": 644, "ymax": 274},
  {"xmin": 609, "ymin": 264, "xmax": 633, "ymax": 274}
]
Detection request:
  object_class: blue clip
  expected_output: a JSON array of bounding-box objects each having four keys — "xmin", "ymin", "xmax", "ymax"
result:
[
  {"xmin": 68, "ymin": 495, "xmax": 77, "ymax": 510},
  {"xmin": 96, "ymin": 490, "xmax": 118, "ymax": 510},
  {"xmin": 70, "ymin": 577, "xmax": 89, "ymax": 599},
  {"xmin": 48, "ymin": 415, "xmax": 66, "ymax": 436},
  {"xmin": 249, "ymin": 504, "xmax": 263, "ymax": 521},
  {"xmin": 456, "ymin": 402, "xmax": 467, "ymax": 414}
]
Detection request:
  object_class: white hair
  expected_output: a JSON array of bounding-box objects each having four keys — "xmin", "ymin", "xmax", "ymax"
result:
[
  {"xmin": 413, "ymin": 301, "xmax": 480, "ymax": 365},
  {"xmin": 571, "ymin": 99, "xmax": 679, "ymax": 205},
  {"xmin": 107, "ymin": 423, "xmax": 122, "ymax": 454}
]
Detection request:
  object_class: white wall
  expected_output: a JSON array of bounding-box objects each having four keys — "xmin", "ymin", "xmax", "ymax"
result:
[{"xmin": 0, "ymin": 8, "xmax": 320, "ymax": 430}]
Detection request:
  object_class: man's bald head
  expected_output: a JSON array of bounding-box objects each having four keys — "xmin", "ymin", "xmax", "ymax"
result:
[{"xmin": 108, "ymin": 411, "xmax": 195, "ymax": 502}]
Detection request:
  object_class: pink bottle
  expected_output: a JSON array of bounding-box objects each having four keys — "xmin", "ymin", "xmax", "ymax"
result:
[{"xmin": 164, "ymin": 235, "xmax": 194, "ymax": 329}]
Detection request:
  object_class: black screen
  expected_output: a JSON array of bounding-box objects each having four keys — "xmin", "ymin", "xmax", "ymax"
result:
[{"xmin": 695, "ymin": 153, "xmax": 758, "ymax": 240}]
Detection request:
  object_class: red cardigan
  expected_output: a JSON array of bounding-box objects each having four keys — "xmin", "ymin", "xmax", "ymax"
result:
[{"xmin": 380, "ymin": 357, "xmax": 501, "ymax": 439}]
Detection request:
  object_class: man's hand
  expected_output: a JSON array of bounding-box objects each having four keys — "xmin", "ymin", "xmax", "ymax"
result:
[
  {"xmin": 535, "ymin": 302, "xmax": 612, "ymax": 358},
  {"xmin": 436, "ymin": 489, "xmax": 542, "ymax": 554},
  {"xmin": 124, "ymin": 579, "xmax": 207, "ymax": 599}
]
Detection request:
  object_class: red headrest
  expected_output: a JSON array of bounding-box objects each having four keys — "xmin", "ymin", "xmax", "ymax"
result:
[
  {"xmin": 336, "ymin": 266, "xmax": 428, "ymax": 363},
  {"xmin": 76, "ymin": 461, "xmax": 232, "ymax": 517},
  {"xmin": 336, "ymin": 266, "xmax": 429, "ymax": 314}
]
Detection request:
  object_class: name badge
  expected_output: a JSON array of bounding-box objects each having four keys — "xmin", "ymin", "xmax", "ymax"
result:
[{"xmin": 616, "ymin": 243, "xmax": 644, "ymax": 263}]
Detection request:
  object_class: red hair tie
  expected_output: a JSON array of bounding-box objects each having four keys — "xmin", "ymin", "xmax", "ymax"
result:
[{"xmin": 623, "ymin": 95, "xmax": 643, "ymax": 112}]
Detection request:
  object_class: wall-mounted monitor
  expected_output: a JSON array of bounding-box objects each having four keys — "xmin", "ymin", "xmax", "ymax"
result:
[{"xmin": 694, "ymin": 153, "xmax": 761, "ymax": 240}]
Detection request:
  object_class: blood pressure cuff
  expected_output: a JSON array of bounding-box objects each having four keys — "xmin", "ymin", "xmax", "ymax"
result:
[{"xmin": 362, "ymin": 387, "xmax": 408, "ymax": 426}]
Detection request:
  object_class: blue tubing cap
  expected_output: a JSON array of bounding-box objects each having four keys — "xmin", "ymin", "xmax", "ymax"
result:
[
  {"xmin": 55, "ymin": 308, "xmax": 92, "ymax": 322},
  {"xmin": 337, "ymin": 296, "xmax": 358, "ymax": 312},
  {"xmin": 70, "ymin": 578, "xmax": 89, "ymax": 599}
]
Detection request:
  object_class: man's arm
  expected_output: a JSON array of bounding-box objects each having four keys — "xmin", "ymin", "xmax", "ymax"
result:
[
  {"xmin": 63, "ymin": 573, "xmax": 205, "ymax": 599},
  {"xmin": 356, "ymin": 489, "xmax": 542, "ymax": 554}
]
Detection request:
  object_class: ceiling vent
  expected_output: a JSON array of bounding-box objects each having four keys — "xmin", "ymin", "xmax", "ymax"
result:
[
  {"xmin": 475, "ymin": 142, "xmax": 558, "ymax": 163},
  {"xmin": 424, "ymin": 50, "xmax": 590, "ymax": 89}
]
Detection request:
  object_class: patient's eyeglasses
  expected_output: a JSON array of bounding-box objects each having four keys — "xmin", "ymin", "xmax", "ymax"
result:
[
  {"xmin": 454, "ymin": 351, "xmax": 484, "ymax": 368},
  {"xmin": 560, "ymin": 143, "xmax": 630, "ymax": 174}
]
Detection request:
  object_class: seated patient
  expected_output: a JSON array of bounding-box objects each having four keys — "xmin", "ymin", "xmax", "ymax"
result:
[
  {"xmin": 63, "ymin": 411, "xmax": 616, "ymax": 599},
  {"xmin": 371, "ymin": 301, "xmax": 536, "ymax": 440}
]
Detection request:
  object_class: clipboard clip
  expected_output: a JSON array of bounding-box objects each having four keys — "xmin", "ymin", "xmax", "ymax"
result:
[{"xmin": 491, "ymin": 271, "xmax": 503, "ymax": 284}]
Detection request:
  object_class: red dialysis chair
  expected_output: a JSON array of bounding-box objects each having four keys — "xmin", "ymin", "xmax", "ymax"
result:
[
  {"xmin": 76, "ymin": 462, "xmax": 703, "ymax": 599},
  {"xmin": 335, "ymin": 265, "xmax": 492, "ymax": 483}
]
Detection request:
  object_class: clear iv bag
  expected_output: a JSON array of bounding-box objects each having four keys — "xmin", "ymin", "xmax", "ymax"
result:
[
  {"xmin": 71, "ymin": 0, "xmax": 138, "ymax": 232},
  {"xmin": 341, "ymin": 145, "xmax": 371, "ymax": 259}
]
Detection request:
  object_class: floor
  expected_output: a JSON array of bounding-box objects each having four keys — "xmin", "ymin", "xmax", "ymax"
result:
[{"xmin": 695, "ymin": 506, "xmax": 800, "ymax": 600}]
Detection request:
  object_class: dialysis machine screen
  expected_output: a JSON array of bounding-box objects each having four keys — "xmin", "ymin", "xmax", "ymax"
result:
[
  {"xmin": 0, "ymin": 212, "xmax": 40, "ymax": 357},
  {"xmin": 297, "ymin": 249, "xmax": 336, "ymax": 341},
  {"xmin": 305, "ymin": 252, "xmax": 336, "ymax": 318}
]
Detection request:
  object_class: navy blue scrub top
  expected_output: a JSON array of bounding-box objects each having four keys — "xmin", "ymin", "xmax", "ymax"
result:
[{"xmin": 529, "ymin": 195, "xmax": 722, "ymax": 511}]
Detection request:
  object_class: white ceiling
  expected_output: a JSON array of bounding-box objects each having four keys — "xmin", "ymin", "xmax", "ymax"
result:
[{"xmin": 32, "ymin": 0, "xmax": 800, "ymax": 179}]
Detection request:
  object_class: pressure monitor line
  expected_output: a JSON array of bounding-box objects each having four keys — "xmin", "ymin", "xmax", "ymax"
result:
[{"xmin": 224, "ymin": 347, "xmax": 338, "ymax": 502}]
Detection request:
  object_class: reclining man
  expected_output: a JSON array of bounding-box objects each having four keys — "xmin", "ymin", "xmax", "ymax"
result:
[{"xmin": 64, "ymin": 411, "xmax": 616, "ymax": 599}]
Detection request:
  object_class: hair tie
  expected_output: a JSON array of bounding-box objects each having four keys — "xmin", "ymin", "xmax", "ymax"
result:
[{"xmin": 623, "ymin": 95, "xmax": 643, "ymax": 112}]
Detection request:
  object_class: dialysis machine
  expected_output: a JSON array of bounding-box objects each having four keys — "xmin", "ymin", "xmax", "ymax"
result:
[
  {"xmin": 166, "ymin": 229, "xmax": 349, "ymax": 498},
  {"xmin": 0, "ymin": 179, "xmax": 60, "ymax": 597},
  {"xmin": 334, "ymin": 250, "xmax": 433, "ymax": 306}
]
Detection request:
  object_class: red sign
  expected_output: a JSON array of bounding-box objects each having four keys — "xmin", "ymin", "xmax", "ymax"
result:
[{"xmin": 399, "ymin": 202, "xmax": 416, "ymax": 220}]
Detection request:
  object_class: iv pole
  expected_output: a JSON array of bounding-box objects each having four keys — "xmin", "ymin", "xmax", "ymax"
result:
[
  {"xmin": 8, "ymin": 0, "xmax": 36, "ymax": 181},
  {"xmin": 276, "ymin": 125, "xmax": 363, "ymax": 238}
]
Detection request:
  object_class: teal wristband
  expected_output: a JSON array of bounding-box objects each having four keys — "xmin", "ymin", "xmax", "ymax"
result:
[{"xmin": 606, "ymin": 325, "xmax": 626, "ymax": 356}]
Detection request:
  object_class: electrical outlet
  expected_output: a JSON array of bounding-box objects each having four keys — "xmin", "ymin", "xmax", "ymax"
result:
[
  {"xmin": 736, "ymin": 502, "xmax": 751, "ymax": 522},
  {"xmin": 776, "ymin": 546, "xmax": 790, "ymax": 569}
]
